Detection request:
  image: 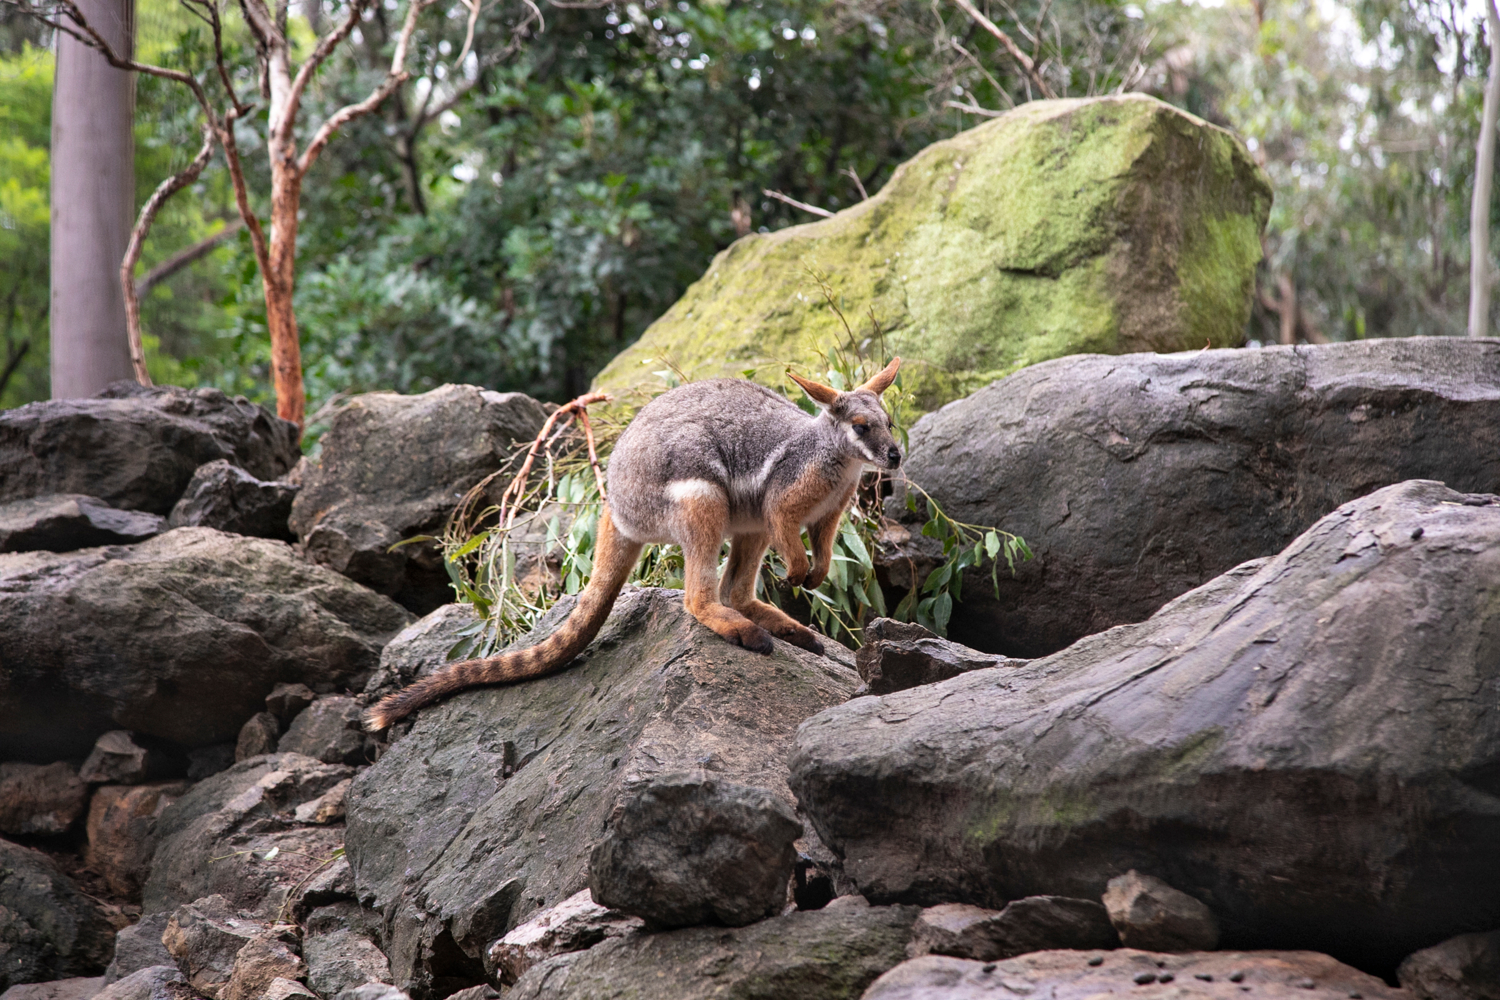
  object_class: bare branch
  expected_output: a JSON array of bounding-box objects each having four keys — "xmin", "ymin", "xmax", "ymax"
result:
[
  {"xmin": 136, "ymin": 218, "xmax": 245, "ymax": 298},
  {"xmin": 950, "ymin": 36, "xmax": 1014, "ymax": 109},
  {"xmin": 944, "ymin": 97, "xmax": 1005, "ymax": 117},
  {"xmin": 285, "ymin": 0, "xmax": 372, "ymax": 132},
  {"xmin": 844, "ymin": 166, "xmax": 869, "ymax": 201},
  {"xmin": 297, "ymin": 0, "xmax": 436, "ymax": 176},
  {"xmin": 949, "ymin": 0, "xmax": 1054, "ymax": 99},
  {"xmin": 121, "ymin": 123, "xmax": 218, "ymax": 387},
  {"xmin": 764, "ymin": 189, "xmax": 834, "ymax": 218},
  {"xmin": 219, "ymin": 108, "xmax": 273, "ymax": 277},
  {"xmin": 454, "ymin": 0, "xmax": 480, "ymax": 65}
]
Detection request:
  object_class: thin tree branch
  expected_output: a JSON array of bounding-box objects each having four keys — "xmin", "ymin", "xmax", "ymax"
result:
[
  {"xmin": 944, "ymin": 97, "xmax": 1005, "ymax": 117},
  {"xmin": 764, "ymin": 189, "xmax": 834, "ymax": 218},
  {"xmin": 297, "ymin": 0, "xmax": 436, "ymax": 176},
  {"xmin": 949, "ymin": 0, "xmax": 1054, "ymax": 99},
  {"xmin": 950, "ymin": 36, "xmax": 1014, "ymax": 108},
  {"xmin": 136, "ymin": 218, "xmax": 245, "ymax": 298},
  {"xmin": 121, "ymin": 123, "xmax": 218, "ymax": 386},
  {"xmin": 844, "ymin": 166, "xmax": 869, "ymax": 201},
  {"xmin": 285, "ymin": 0, "xmax": 372, "ymax": 133}
]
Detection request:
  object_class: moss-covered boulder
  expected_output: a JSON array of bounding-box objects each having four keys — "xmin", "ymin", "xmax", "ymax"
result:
[{"xmin": 593, "ymin": 94, "xmax": 1271, "ymax": 409}]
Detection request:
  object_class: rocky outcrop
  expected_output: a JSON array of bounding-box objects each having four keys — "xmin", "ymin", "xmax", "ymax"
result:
[
  {"xmin": 167, "ymin": 461, "xmax": 298, "ymax": 542},
  {"xmin": 594, "ymin": 94, "xmax": 1269, "ymax": 410},
  {"xmin": 1398, "ymin": 931, "xmax": 1500, "ymax": 1000},
  {"xmin": 0, "ymin": 384, "xmax": 298, "ymax": 515},
  {"xmin": 891, "ymin": 337, "xmax": 1500, "ymax": 656},
  {"xmin": 0, "ymin": 838, "xmax": 117, "ymax": 991},
  {"xmin": 0, "ymin": 528, "xmax": 411, "ymax": 762},
  {"xmin": 792, "ymin": 481, "xmax": 1500, "ymax": 973},
  {"xmin": 507, "ymin": 903, "xmax": 921, "ymax": 1000},
  {"xmin": 587, "ymin": 774, "xmax": 803, "ymax": 929},
  {"xmin": 907, "ymin": 898, "xmax": 1118, "ymax": 962},
  {"xmin": 862, "ymin": 949, "xmax": 1410, "ymax": 1000},
  {"xmin": 143, "ymin": 755, "xmax": 354, "ymax": 918},
  {"xmin": 344, "ymin": 587, "xmax": 861, "ymax": 998},
  {"xmin": 0, "ymin": 763, "xmax": 88, "ymax": 835},
  {"xmin": 855, "ymin": 619, "xmax": 1024, "ymax": 695},
  {"xmin": 0, "ymin": 496, "xmax": 163, "ymax": 553},
  {"xmin": 288, "ymin": 385, "xmax": 549, "ymax": 614}
]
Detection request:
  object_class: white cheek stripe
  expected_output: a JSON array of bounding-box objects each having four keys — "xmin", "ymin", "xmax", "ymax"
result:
[
  {"xmin": 843, "ymin": 424, "xmax": 883, "ymax": 465},
  {"xmin": 666, "ymin": 479, "xmax": 726, "ymax": 504}
]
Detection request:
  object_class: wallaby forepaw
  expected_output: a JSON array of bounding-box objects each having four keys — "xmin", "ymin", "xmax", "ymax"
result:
[
  {"xmin": 783, "ymin": 562, "xmax": 811, "ymax": 588},
  {"xmin": 804, "ymin": 565, "xmax": 829, "ymax": 590},
  {"xmin": 784, "ymin": 628, "xmax": 825, "ymax": 656}
]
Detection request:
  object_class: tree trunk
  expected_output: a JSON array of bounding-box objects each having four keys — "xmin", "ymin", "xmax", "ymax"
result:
[
  {"xmin": 50, "ymin": 0, "xmax": 135, "ymax": 398},
  {"xmin": 1470, "ymin": 0, "xmax": 1500, "ymax": 337},
  {"xmin": 265, "ymin": 157, "xmax": 305, "ymax": 426}
]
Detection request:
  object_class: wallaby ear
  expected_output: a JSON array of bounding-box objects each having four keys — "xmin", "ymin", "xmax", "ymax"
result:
[
  {"xmin": 859, "ymin": 356, "xmax": 902, "ymax": 396},
  {"xmin": 787, "ymin": 370, "xmax": 842, "ymax": 408}
]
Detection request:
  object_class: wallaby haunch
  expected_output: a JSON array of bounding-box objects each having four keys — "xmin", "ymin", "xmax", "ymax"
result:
[{"xmin": 363, "ymin": 358, "xmax": 903, "ymax": 731}]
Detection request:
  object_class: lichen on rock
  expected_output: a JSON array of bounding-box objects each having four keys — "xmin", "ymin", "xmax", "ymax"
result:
[{"xmin": 593, "ymin": 94, "xmax": 1271, "ymax": 411}]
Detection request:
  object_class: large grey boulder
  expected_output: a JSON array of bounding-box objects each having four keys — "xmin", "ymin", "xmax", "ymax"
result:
[
  {"xmin": 344, "ymin": 587, "xmax": 861, "ymax": 999},
  {"xmin": 0, "ymin": 496, "xmax": 162, "ymax": 553},
  {"xmin": 143, "ymin": 755, "xmax": 354, "ymax": 918},
  {"xmin": 892, "ymin": 337, "xmax": 1500, "ymax": 656},
  {"xmin": 289, "ymin": 385, "xmax": 549, "ymax": 614},
  {"xmin": 587, "ymin": 773, "xmax": 803, "ymax": 929},
  {"xmin": 793, "ymin": 480, "xmax": 1500, "ymax": 974},
  {"xmin": 862, "ymin": 949, "xmax": 1409, "ymax": 1000},
  {"xmin": 508, "ymin": 903, "xmax": 920, "ymax": 1000},
  {"xmin": 0, "ymin": 384, "xmax": 298, "ymax": 515},
  {"xmin": 0, "ymin": 838, "xmax": 117, "ymax": 990},
  {"xmin": 0, "ymin": 528, "xmax": 411, "ymax": 762}
]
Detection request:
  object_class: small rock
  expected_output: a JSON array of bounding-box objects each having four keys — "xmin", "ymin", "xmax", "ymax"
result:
[
  {"xmin": 587, "ymin": 773, "xmax": 803, "ymax": 929},
  {"xmin": 1102, "ymin": 871, "xmax": 1220, "ymax": 952},
  {"xmin": 486, "ymin": 889, "xmax": 644, "ymax": 985},
  {"xmin": 0, "ymin": 762, "xmax": 89, "ymax": 835},
  {"xmin": 264, "ymin": 685, "xmax": 316, "ymax": 722},
  {"xmin": 1134, "ymin": 971, "xmax": 1159, "ymax": 984},
  {"xmin": 86, "ymin": 782, "xmax": 192, "ymax": 898},
  {"xmin": 0, "ymin": 978, "xmax": 105, "ymax": 1000},
  {"xmin": 277, "ymin": 698, "xmax": 371, "ymax": 766},
  {"xmin": 1296, "ymin": 978, "xmax": 1317, "ymax": 988},
  {"xmin": 303, "ymin": 913, "xmax": 390, "ymax": 1000},
  {"xmin": 333, "ymin": 985, "xmax": 409, "ymax": 1000},
  {"xmin": 1397, "ymin": 929, "xmax": 1500, "ymax": 1000},
  {"xmin": 0, "ymin": 837, "xmax": 117, "ymax": 990},
  {"xmin": 161, "ymin": 896, "xmax": 267, "ymax": 996},
  {"xmin": 234, "ymin": 714, "xmax": 281, "ymax": 763},
  {"xmin": 907, "ymin": 897, "xmax": 1118, "ymax": 961},
  {"xmin": 292, "ymin": 779, "xmax": 351, "ymax": 825},
  {"xmin": 855, "ymin": 619, "xmax": 1025, "ymax": 696},
  {"xmin": 103, "ymin": 914, "xmax": 177, "ymax": 985},
  {"xmin": 90, "ymin": 967, "xmax": 197, "ymax": 1000},
  {"xmin": 221, "ymin": 936, "xmax": 305, "ymax": 1000},
  {"xmin": 0, "ymin": 495, "xmax": 163, "ymax": 553},
  {"xmin": 80, "ymin": 732, "xmax": 154, "ymax": 785},
  {"xmin": 261, "ymin": 980, "xmax": 317, "ymax": 1000},
  {"xmin": 437, "ymin": 988, "xmax": 495, "ymax": 1000},
  {"xmin": 167, "ymin": 461, "xmax": 298, "ymax": 542}
]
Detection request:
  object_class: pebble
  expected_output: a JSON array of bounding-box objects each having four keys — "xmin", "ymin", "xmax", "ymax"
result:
[
  {"xmin": 1295, "ymin": 979, "xmax": 1316, "ymax": 989},
  {"xmin": 1087, "ymin": 956, "xmax": 1105, "ymax": 967},
  {"xmin": 1196, "ymin": 974, "xmax": 1215, "ymax": 982},
  {"xmin": 1159, "ymin": 973, "xmax": 1176, "ymax": 983},
  {"xmin": 1134, "ymin": 972, "xmax": 1158, "ymax": 985},
  {"xmin": 982, "ymin": 964, "xmax": 996, "ymax": 974},
  {"xmin": 1229, "ymin": 971, "xmax": 1247, "ymax": 983}
]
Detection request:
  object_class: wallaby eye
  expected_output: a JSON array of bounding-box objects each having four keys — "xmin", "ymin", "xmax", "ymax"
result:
[{"xmin": 853, "ymin": 423, "xmax": 869, "ymax": 436}]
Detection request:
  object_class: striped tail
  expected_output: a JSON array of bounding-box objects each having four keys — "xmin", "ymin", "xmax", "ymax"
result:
[{"xmin": 363, "ymin": 506, "xmax": 644, "ymax": 731}]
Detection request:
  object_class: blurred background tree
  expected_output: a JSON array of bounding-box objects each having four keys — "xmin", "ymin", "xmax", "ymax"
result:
[{"xmin": 1, "ymin": 0, "xmax": 1495, "ymax": 415}]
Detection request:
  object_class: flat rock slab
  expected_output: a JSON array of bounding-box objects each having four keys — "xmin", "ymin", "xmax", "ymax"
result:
[
  {"xmin": 0, "ymin": 384, "xmax": 298, "ymax": 515},
  {"xmin": 0, "ymin": 527, "xmax": 411, "ymax": 762},
  {"xmin": 892, "ymin": 337, "xmax": 1500, "ymax": 657},
  {"xmin": 290, "ymin": 385, "xmax": 548, "ymax": 613},
  {"xmin": 488, "ymin": 889, "xmax": 643, "ymax": 986},
  {"xmin": 793, "ymin": 481, "xmax": 1500, "ymax": 974},
  {"xmin": 509, "ymin": 903, "xmax": 921, "ymax": 1000},
  {"xmin": 344, "ymin": 587, "xmax": 861, "ymax": 998},
  {"xmin": 855, "ymin": 619, "xmax": 1024, "ymax": 696},
  {"xmin": 909, "ymin": 897, "xmax": 1118, "ymax": 962},
  {"xmin": 0, "ymin": 838, "xmax": 117, "ymax": 991},
  {"xmin": 0, "ymin": 496, "xmax": 163, "ymax": 553},
  {"xmin": 0, "ymin": 979, "xmax": 105, "ymax": 1000},
  {"xmin": 861, "ymin": 950, "xmax": 1411, "ymax": 1000}
]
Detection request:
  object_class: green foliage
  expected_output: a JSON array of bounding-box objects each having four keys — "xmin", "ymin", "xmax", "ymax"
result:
[{"xmin": 0, "ymin": 44, "xmax": 51, "ymax": 408}]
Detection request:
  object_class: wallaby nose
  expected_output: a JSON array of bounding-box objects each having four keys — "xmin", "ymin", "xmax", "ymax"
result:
[{"xmin": 887, "ymin": 446, "xmax": 902, "ymax": 467}]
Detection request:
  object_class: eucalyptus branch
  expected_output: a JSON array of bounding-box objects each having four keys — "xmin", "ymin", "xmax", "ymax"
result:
[{"xmin": 949, "ymin": 0, "xmax": 1054, "ymax": 99}]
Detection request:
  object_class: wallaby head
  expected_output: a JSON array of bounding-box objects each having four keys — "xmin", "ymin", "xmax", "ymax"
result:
[{"xmin": 787, "ymin": 356, "xmax": 903, "ymax": 471}]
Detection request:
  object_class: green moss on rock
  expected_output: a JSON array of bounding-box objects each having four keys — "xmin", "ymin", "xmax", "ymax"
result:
[{"xmin": 593, "ymin": 94, "xmax": 1271, "ymax": 410}]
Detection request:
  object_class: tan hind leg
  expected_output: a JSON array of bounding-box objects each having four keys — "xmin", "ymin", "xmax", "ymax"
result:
[
  {"xmin": 720, "ymin": 533, "xmax": 825, "ymax": 655},
  {"xmin": 674, "ymin": 492, "xmax": 774, "ymax": 654}
]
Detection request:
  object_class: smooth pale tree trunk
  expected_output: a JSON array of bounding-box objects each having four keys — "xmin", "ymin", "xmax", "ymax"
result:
[
  {"xmin": 1471, "ymin": 0, "xmax": 1500, "ymax": 338},
  {"xmin": 50, "ymin": 0, "xmax": 136, "ymax": 396}
]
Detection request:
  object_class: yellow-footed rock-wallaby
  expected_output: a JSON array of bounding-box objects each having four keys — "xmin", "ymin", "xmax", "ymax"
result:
[{"xmin": 363, "ymin": 357, "xmax": 903, "ymax": 731}]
